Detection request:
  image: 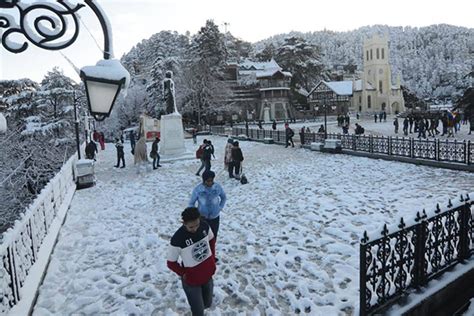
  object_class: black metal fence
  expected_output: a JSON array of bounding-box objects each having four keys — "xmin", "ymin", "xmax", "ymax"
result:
[
  {"xmin": 219, "ymin": 128, "xmax": 474, "ymax": 165},
  {"xmin": 359, "ymin": 194, "xmax": 474, "ymax": 315}
]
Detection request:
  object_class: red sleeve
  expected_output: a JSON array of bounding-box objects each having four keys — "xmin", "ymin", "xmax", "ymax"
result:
[{"xmin": 167, "ymin": 261, "xmax": 185, "ymax": 276}]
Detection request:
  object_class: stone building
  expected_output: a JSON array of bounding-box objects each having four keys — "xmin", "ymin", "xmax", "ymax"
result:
[{"xmin": 308, "ymin": 35, "xmax": 405, "ymax": 115}]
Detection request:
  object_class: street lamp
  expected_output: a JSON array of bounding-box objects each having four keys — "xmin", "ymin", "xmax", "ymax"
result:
[{"xmin": 1, "ymin": 0, "xmax": 129, "ymax": 154}]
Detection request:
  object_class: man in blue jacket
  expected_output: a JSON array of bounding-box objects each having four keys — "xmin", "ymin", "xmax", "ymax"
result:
[{"xmin": 188, "ymin": 170, "xmax": 227, "ymax": 242}]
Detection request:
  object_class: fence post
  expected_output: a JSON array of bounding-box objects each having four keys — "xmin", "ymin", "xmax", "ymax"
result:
[
  {"xmin": 410, "ymin": 138, "xmax": 414, "ymax": 158},
  {"xmin": 353, "ymin": 135, "xmax": 356, "ymax": 151},
  {"xmin": 413, "ymin": 212, "xmax": 427, "ymax": 288},
  {"xmin": 360, "ymin": 232, "xmax": 368, "ymax": 316},
  {"xmin": 7, "ymin": 245, "xmax": 20, "ymax": 304},
  {"xmin": 459, "ymin": 196, "xmax": 471, "ymax": 261},
  {"xmin": 468, "ymin": 140, "xmax": 471, "ymax": 165},
  {"xmin": 464, "ymin": 140, "xmax": 467, "ymax": 164},
  {"xmin": 370, "ymin": 135, "xmax": 373, "ymax": 153},
  {"xmin": 388, "ymin": 136, "xmax": 392, "ymax": 155},
  {"xmin": 436, "ymin": 138, "xmax": 440, "ymax": 161}
]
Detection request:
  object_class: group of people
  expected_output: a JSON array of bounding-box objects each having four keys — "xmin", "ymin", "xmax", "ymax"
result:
[
  {"xmin": 169, "ymin": 136, "xmax": 245, "ymax": 315},
  {"xmin": 195, "ymin": 138, "xmax": 245, "ymax": 180},
  {"xmin": 84, "ymin": 130, "xmax": 107, "ymax": 160},
  {"xmin": 167, "ymin": 168, "xmax": 227, "ymax": 315},
  {"xmin": 113, "ymin": 131, "xmax": 161, "ymax": 171},
  {"xmin": 374, "ymin": 111, "xmax": 388, "ymax": 123}
]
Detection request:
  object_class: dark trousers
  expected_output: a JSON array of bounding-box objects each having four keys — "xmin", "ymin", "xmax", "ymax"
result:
[
  {"xmin": 205, "ymin": 216, "xmax": 220, "ymax": 239},
  {"xmin": 285, "ymin": 137, "xmax": 294, "ymax": 147},
  {"xmin": 229, "ymin": 161, "xmax": 241, "ymax": 178},
  {"xmin": 116, "ymin": 153, "xmax": 125, "ymax": 167},
  {"xmin": 153, "ymin": 154, "xmax": 160, "ymax": 168},
  {"xmin": 182, "ymin": 278, "xmax": 213, "ymax": 316},
  {"xmin": 204, "ymin": 159, "xmax": 211, "ymax": 173}
]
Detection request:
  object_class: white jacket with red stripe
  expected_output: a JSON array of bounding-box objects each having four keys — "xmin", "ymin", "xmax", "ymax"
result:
[{"xmin": 167, "ymin": 222, "xmax": 216, "ymax": 286}]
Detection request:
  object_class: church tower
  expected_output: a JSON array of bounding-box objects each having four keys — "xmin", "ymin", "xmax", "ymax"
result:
[{"xmin": 358, "ymin": 35, "xmax": 405, "ymax": 114}]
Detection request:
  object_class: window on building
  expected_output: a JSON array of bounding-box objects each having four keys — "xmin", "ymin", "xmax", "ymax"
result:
[
  {"xmin": 382, "ymin": 48, "xmax": 385, "ymax": 59},
  {"xmin": 359, "ymin": 96, "xmax": 362, "ymax": 104},
  {"xmin": 366, "ymin": 51, "xmax": 369, "ymax": 61},
  {"xmin": 367, "ymin": 95, "xmax": 371, "ymax": 108},
  {"xmin": 379, "ymin": 81, "xmax": 383, "ymax": 94},
  {"xmin": 376, "ymin": 48, "xmax": 379, "ymax": 59},
  {"xmin": 370, "ymin": 49, "xmax": 373, "ymax": 60}
]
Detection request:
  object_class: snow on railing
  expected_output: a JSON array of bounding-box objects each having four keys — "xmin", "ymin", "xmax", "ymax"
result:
[{"xmin": 0, "ymin": 150, "xmax": 78, "ymax": 314}]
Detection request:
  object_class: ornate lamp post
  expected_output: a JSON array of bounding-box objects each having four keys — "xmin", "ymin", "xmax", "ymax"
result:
[
  {"xmin": 1, "ymin": 0, "xmax": 129, "ymax": 122},
  {"xmin": 1, "ymin": 0, "xmax": 129, "ymax": 164}
]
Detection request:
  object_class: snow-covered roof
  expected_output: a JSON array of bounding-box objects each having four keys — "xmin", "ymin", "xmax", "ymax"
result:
[
  {"xmin": 239, "ymin": 58, "xmax": 281, "ymax": 71},
  {"xmin": 256, "ymin": 69, "xmax": 292, "ymax": 79},
  {"xmin": 324, "ymin": 81, "xmax": 353, "ymax": 95}
]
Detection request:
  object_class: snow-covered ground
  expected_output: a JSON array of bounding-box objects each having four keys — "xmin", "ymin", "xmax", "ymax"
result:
[{"xmin": 33, "ymin": 136, "xmax": 474, "ymax": 315}]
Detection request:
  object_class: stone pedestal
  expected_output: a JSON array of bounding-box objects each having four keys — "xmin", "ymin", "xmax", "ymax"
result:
[
  {"xmin": 160, "ymin": 112, "xmax": 186, "ymax": 157},
  {"xmin": 263, "ymin": 107, "xmax": 271, "ymax": 123}
]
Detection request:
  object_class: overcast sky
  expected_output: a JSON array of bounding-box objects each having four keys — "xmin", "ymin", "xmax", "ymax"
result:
[{"xmin": 1, "ymin": 0, "xmax": 473, "ymax": 82}]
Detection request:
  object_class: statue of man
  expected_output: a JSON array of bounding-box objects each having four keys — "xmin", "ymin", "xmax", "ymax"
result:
[{"xmin": 163, "ymin": 70, "xmax": 176, "ymax": 114}]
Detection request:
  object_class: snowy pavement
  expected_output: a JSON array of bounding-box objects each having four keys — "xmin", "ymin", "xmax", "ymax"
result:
[{"xmin": 33, "ymin": 136, "xmax": 474, "ymax": 315}]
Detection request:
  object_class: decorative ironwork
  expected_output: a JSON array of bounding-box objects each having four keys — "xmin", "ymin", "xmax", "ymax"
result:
[
  {"xmin": 1, "ymin": 0, "xmax": 85, "ymax": 53},
  {"xmin": 412, "ymin": 138, "xmax": 436, "ymax": 160},
  {"xmin": 439, "ymin": 139, "xmax": 467, "ymax": 163},
  {"xmin": 391, "ymin": 137, "xmax": 411, "ymax": 157},
  {"xmin": 360, "ymin": 195, "xmax": 474, "ymax": 315},
  {"xmin": 231, "ymin": 128, "xmax": 472, "ymax": 168},
  {"xmin": 372, "ymin": 136, "xmax": 389, "ymax": 154}
]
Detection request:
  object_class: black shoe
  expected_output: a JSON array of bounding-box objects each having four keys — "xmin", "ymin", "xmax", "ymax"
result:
[
  {"xmin": 157, "ymin": 164, "xmax": 162, "ymax": 167},
  {"xmin": 114, "ymin": 165, "xmax": 119, "ymax": 168},
  {"xmin": 120, "ymin": 166, "xmax": 125, "ymax": 168},
  {"xmin": 195, "ymin": 173, "xmax": 200, "ymax": 176},
  {"xmin": 153, "ymin": 167, "xmax": 157, "ymax": 170}
]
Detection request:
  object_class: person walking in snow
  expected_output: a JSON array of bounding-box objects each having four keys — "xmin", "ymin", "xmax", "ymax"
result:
[
  {"xmin": 195, "ymin": 140, "xmax": 209, "ymax": 176},
  {"xmin": 374, "ymin": 113, "xmax": 378, "ymax": 123},
  {"xmin": 272, "ymin": 120, "xmax": 277, "ymax": 130},
  {"xmin": 167, "ymin": 207, "xmax": 216, "ymax": 316},
  {"xmin": 188, "ymin": 170, "xmax": 226, "ymax": 242},
  {"xmin": 114, "ymin": 138, "xmax": 125, "ymax": 168},
  {"xmin": 85, "ymin": 140, "xmax": 98, "ymax": 160},
  {"xmin": 129, "ymin": 131, "xmax": 136, "ymax": 154},
  {"xmin": 150, "ymin": 137, "xmax": 161, "ymax": 169},
  {"xmin": 393, "ymin": 118, "xmax": 399, "ymax": 134},
  {"xmin": 285, "ymin": 123, "xmax": 295, "ymax": 148},
  {"xmin": 299, "ymin": 126, "xmax": 306, "ymax": 146},
  {"xmin": 224, "ymin": 138, "xmax": 233, "ymax": 177},
  {"xmin": 229, "ymin": 141, "xmax": 244, "ymax": 179},
  {"xmin": 403, "ymin": 118, "xmax": 409, "ymax": 136},
  {"xmin": 134, "ymin": 136, "xmax": 149, "ymax": 173},
  {"xmin": 98, "ymin": 132, "xmax": 105, "ymax": 150}
]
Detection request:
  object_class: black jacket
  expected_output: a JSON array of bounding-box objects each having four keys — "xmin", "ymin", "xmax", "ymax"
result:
[{"xmin": 231, "ymin": 147, "xmax": 244, "ymax": 162}]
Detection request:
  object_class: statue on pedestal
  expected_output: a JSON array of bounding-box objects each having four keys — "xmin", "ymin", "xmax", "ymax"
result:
[{"xmin": 163, "ymin": 71, "xmax": 177, "ymax": 114}]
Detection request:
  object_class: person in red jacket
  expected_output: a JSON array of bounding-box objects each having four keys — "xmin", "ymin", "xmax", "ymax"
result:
[{"xmin": 167, "ymin": 207, "xmax": 216, "ymax": 315}]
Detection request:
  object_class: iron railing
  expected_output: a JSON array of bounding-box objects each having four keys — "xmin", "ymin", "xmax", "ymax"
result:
[
  {"xmin": 227, "ymin": 128, "xmax": 473, "ymax": 165},
  {"xmin": 359, "ymin": 194, "xmax": 474, "ymax": 315}
]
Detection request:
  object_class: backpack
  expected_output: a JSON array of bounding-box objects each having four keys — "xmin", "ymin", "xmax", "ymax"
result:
[
  {"xmin": 288, "ymin": 128, "xmax": 294, "ymax": 137},
  {"xmin": 196, "ymin": 146, "xmax": 204, "ymax": 159},
  {"xmin": 202, "ymin": 146, "xmax": 212, "ymax": 160}
]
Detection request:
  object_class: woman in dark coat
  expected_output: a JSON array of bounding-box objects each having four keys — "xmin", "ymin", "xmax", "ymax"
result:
[{"xmin": 229, "ymin": 141, "xmax": 244, "ymax": 179}]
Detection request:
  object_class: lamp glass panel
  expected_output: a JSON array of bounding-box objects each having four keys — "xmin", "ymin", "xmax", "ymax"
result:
[{"xmin": 86, "ymin": 80, "xmax": 120, "ymax": 114}]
